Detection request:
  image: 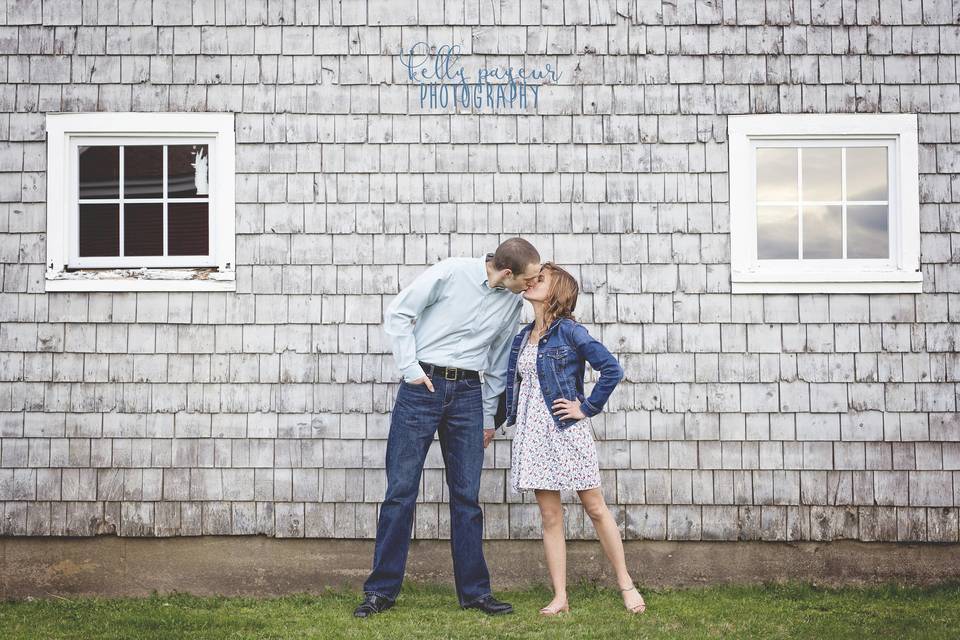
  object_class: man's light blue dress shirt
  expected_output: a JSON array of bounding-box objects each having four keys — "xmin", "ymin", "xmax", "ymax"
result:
[{"xmin": 384, "ymin": 253, "xmax": 523, "ymax": 429}]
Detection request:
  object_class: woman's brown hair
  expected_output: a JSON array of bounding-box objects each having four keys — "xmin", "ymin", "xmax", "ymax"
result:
[{"xmin": 539, "ymin": 262, "xmax": 579, "ymax": 333}]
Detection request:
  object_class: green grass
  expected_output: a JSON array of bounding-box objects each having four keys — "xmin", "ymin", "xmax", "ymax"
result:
[{"xmin": 1, "ymin": 581, "xmax": 958, "ymax": 639}]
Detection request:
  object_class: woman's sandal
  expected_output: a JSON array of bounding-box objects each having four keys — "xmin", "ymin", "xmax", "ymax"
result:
[
  {"xmin": 620, "ymin": 585, "xmax": 646, "ymax": 614},
  {"xmin": 539, "ymin": 601, "xmax": 570, "ymax": 616}
]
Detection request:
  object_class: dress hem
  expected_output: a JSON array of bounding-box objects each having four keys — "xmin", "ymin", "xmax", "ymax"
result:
[{"xmin": 513, "ymin": 484, "xmax": 603, "ymax": 493}]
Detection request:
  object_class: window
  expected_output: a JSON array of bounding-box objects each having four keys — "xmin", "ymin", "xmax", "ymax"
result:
[
  {"xmin": 728, "ymin": 114, "xmax": 921, "ymax": 294},
  {"xmin": 45, "ymin": 112, "xmax": 236, "ymax": 291}
]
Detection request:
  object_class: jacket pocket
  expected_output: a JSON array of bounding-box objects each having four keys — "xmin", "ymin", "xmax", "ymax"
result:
[
  {"xmin": 542, "ymin": 345, "xmax": 573, "ymax": 360},
  {"xmin": 543, "ymin": 348, "xmax": 576, "ymax": 400}
]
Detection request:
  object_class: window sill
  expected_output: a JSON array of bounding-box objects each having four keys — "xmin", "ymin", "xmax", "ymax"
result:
[
  {"xmin": 731, "ymin": 270, "xmax": 922, "ymax": 294},
  {"xmin": 44, "ymin": 267, "xmax": 236, "ymax": 292}
]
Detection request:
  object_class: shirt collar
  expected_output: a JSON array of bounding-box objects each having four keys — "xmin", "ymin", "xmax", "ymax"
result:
[{"xmin": 481, "ymin": 252, "xmax": 505, "ymax": 290}]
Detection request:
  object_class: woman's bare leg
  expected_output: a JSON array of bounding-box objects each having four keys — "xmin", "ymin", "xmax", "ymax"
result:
[
  {"xmin": 534, "ymin": 489, "xmax": 568, "ymax": 609},
  {"xmin": 578, "ymin": 487, "xmax": 645, "ymax": 611}
]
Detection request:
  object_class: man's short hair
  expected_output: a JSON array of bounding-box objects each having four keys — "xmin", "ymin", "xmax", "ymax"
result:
[{"xmin": 491, "ymin": 238, "xmax": 540, "ymax": 276}]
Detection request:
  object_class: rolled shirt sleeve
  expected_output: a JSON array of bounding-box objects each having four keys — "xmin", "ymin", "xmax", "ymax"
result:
[
  {"xmin": 383, "ymin": 260, "xmax": 451, "ymax": 382},
  {"xmin": 482, "ymin": 299, "xmax": 522, "ymax": 429}
]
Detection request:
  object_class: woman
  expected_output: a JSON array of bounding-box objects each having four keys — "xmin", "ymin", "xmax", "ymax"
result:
[{"xmin": 501, "ymin": 262, "xmax": 646, "ymax": 616}]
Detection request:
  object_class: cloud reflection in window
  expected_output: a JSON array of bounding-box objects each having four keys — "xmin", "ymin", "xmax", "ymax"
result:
[
  {"xmin": 846, "ymin": 147, "xmax": 887, "ymax": 201},
  {"xmin": 756, "ymin": 148, "xmax": 797, "ymax": 201},
  {"xmin": 848, "ymin": 205, "xmax": 889, "ymax": 258},
  {"xmin": 756, "ymin": 144, "xmax": 890, "ymax": 261},
  {"xmin": 802, "ymin": 205, "xmax": 842, "ymax": 259},
  {"xmin": 757, "ymin": 206, "xmax": 798, "ymax": 259}
]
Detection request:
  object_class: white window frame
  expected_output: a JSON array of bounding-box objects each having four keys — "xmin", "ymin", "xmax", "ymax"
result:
[
  {"xmin": 45, "ymin": 112, "xmax": 236, "ymax": 292},
  {"xmin": 728, "ymin": 113, "xmax": 921, "ymax": 294}
]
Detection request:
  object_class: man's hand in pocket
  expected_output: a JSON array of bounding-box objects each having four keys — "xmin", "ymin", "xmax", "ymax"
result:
[{"xmin": 409, "ymin": 375, "xmax": 435, "ymax": 392}]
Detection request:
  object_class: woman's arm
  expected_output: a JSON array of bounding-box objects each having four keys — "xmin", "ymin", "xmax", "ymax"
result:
[{"xmin": 568, "ymin": 321, "xmax": 624, "ymax": 417}]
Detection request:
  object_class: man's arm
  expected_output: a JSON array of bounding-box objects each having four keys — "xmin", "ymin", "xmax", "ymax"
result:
[
  {"xmin": 383, "ymin": 260, "xmax": 451, "ymax": 382},
  {"xmin": 481, "ymin": 300, "xmax": 522, "ymax": 429}
]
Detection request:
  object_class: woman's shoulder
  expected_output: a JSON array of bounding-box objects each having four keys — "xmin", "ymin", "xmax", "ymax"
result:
[{"xmin": 557, "ymin": 317, "xmax": 588, "ymax": 342}]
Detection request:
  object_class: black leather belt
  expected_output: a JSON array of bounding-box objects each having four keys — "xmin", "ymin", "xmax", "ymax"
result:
[{"xmin": 419, "ymin": 361, "xmax": 480, "ymax": 381}]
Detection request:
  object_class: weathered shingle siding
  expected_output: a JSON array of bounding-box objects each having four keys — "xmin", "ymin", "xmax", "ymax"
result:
[{"xmin": 0, "ymin": 0, "xmax": 958, "ymax": 542}]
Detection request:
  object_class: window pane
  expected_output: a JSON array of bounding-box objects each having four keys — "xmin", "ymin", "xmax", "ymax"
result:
[
  {"xmin": 848, "ymin": 205, "xmax": 889, "ymax": 259},
  {"xmin": 802, "ymin": 147, "xmax": 842, "ymax": 201},
  {"xmin": 846, "ymin": 147, "xmax": 888, "ymax": 201},
  {"xmin": 757, "ymin": 206, "xmax": 798, "ymax": 259},
  {"xmin": 79, "ymin": 203, "xmax": 119, "ymax": 257},
  {"xmin": 79, "ymin": 146, "xmax": 119, "ymax": 199},
  {"xmin": 168, "ymin": 144, "xmax": 209, "ymax": 198},
  {"xmin": 756, "ymin": 148, "xmax": 797, "ymax": 201},
  {"xmin": 123, "ymin": 203, "xmax": 163, "ymax": 256},
  {"xmin": 124, "ymin": 145, "xmax": 164, "ymax": 198},
  {"xmin": 802, "ymin": 205, "xmax": 842, "ymax": 259},
  {"xmin": 168, "ymin": 202, "xmax": 209, "ymax": 256}
]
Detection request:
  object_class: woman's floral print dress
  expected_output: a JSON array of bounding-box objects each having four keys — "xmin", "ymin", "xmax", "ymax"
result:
[{"xmin": 510, "ymin": 339, "xmax": 602, "ymax": 493}]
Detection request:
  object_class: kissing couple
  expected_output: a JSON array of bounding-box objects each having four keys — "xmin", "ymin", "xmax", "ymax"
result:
[{"xmin": 354, "ymin": 238, "xmax": 646, "ymax": 618}]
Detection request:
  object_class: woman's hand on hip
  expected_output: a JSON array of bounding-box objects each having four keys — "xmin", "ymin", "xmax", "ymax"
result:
[{"xmin": 552, "ymin": 398, "xmax": 586, "ymax": 420}]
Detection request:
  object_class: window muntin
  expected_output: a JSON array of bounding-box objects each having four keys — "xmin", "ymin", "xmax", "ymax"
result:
[
  {"xmin": 45, "ymin": 112, "xmax": 236, "ymax": 292},
  {"xmin": 728, "ymin": 113, "xmax": 920, "ymax": 294},
  {"xmin": 71, "ymin": 138, "xmax": 214, "ymax": 268},
  {"xmin": 753, "ymin": 142, "xmax": 892, "ymax": 265}
]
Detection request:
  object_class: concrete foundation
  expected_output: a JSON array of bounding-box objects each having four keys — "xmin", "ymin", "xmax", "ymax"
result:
[{"xmin": 2, "ymin": 537, "xmax": 959, "ymax": 600}]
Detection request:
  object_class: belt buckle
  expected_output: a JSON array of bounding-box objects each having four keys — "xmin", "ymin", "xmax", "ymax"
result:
[{"xmin": 444, "ymin": 367, "xmax": 458, "ymax": 381}]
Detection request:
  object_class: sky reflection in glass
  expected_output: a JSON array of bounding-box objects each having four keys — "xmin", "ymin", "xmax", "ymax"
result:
[
  {"xmin": 757, "ymin": 206, "xmax": 798, "ymax": 259},
  {"xmin": 846, "ymin": 147, "xmax": 888, "ymax": 201},
  {"xmin": 756, "ymin": 148, "xmax": 797, "ymax": 201},
  {"xmin": 756, "ymin": 145, "xmax": 889, "ymax": 260},
  {"xmin": 802, "ymin": 204, "xmax": 843, "ymax": 259},
  {"xmin": 848, "ymin": 205, "xmax": 889, "ymax": 258}
]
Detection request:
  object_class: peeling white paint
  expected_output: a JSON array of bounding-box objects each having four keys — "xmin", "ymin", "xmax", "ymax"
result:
[{"xmin": 46, "ymin": 267, "xmax": 232, "ymax": 281}]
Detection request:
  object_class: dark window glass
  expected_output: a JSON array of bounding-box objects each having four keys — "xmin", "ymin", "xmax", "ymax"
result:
[
  {"xmin": 168, "ymin": 202, "xmax": 209, "ymax": 255},
  {"xmin": 168, "ymin": 144, "xmax": 209, "ymax": 198},
  {"xmin": 79, "ymin": 203, "xmax": 119, "ymax": 256},
  {"xmin": 124, "ymin": 145, "xmax": 164, "ymax": 198},
  {"xmin": 123, "ymin": 203, "xmax": 163, "ymax": 256},
  {"xmin": 79, "ymin": 146, "xmax": 120, "ymax": 199}
]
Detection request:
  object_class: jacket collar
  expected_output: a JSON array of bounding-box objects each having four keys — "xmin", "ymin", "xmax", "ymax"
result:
[{"xmin": 521, "ymin": 316, "xmax": 563, "ymax": 340}]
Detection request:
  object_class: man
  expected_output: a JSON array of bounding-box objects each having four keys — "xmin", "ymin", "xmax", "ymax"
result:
[{"xmin": 354, "ymin": 238, "xmax": 542, "ymax": 618}]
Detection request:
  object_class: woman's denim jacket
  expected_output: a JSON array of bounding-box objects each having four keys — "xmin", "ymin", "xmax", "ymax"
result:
[{"xmin": 500, "ymin": 317, "xmax": 624, "ymax": 432}]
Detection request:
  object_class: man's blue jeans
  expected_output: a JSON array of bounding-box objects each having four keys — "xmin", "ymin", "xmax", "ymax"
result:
[{"xmin": 363, "ymin": 372, "xmax": 492, "ymax": 607}]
